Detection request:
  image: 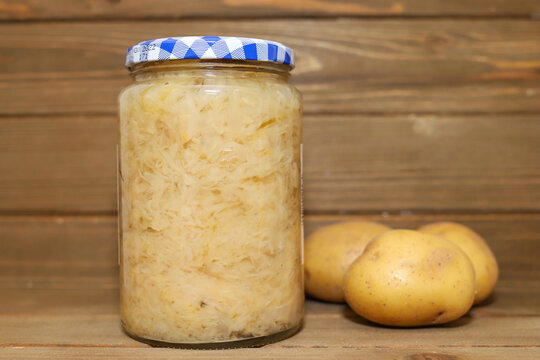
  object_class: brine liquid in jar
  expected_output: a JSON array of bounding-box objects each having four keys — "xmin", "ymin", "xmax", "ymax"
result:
[{"xmin": 118, "ymin": 36, "xmax": 303, "ymax": 348}]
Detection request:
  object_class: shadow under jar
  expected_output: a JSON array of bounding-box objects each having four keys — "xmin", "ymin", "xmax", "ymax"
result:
[{"xmin": 117, "ymin": 37, "xmax": 304, "ymax": 349}]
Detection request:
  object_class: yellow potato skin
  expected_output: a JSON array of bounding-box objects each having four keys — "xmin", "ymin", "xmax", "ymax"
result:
[
  {"xmin": 304, "ymin": 221, "xmax": 391, "ymax": 302},
  {"xmin": 418, "ymin": 222, "xmax": 498, "ymax": 304},
  {"xmin": 343, "ymin": 230, "xmax": 475, "ymax": 327}
]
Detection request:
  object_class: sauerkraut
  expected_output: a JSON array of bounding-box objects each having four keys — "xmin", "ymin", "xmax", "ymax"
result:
[{"xmin": 118, "ymin": 65, "xmax": 303, "ymax": 344}]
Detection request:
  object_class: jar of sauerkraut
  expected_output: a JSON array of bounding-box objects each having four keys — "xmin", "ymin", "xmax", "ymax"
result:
[{"xmin": 118, "ymin": 36, "xmax": 303, "ymax": 348}]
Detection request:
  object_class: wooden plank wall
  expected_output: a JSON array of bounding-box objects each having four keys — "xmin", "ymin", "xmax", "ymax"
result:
[{"xmin": 1, "ymin": 0, "xmax": 540, "ymax": 331}]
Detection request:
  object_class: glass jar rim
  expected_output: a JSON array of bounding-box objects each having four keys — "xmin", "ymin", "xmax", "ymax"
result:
[{"xmin": 128, "ymin": 59, "xmax": 292, "ymax": 82}]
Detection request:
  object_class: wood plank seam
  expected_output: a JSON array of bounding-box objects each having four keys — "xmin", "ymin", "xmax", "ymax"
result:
[{"xmin": 1, "ymin": 15, "xmax": 539, "ymax": 23}]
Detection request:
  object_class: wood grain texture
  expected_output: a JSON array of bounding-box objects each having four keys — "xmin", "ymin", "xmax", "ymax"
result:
[
  {"xmin": 3, "ymin": 278, "xmax": 539, "ymax": 318},
  {"xmin": 2, "ymin": 0, "xmax": 540, "ymax": 20},
  {"xmin": 2, "ymin": 277, "xmax": 539, "ymax": 316},
  {"xmin": 304, "ymin": 114, "xmax": 540, "ymax": 212},
  {"xmin": 1, "ymin": 214, "xmax": 539, "ymax": 358},
  {"xmin": 1, "ymin": 20, "xmax": 540, "ymax": 115},
  {"xmin": 2, "ymin": 214, "xmax": 539, "ymax": 280},
  {"xmin": 0, "ymin": 116, "xmax": 117, "ymax": 213},
  {"xmin": 1, "ymin": 279, "xmax": 539, "ymax": 357},
  {"xmin": 1, "ymin": 288, "xmax": 119, "ymax": 315},
  {"xmin": 0, "ymin": 305, "xmax": 539, "ymax": 349},
  {"xmin": 2, "ymin": 114, "xmax": 540, "ymax": 213},
  {"xmin": 1, "ymin": 347, "xmax": 539, "ymax": 360}
]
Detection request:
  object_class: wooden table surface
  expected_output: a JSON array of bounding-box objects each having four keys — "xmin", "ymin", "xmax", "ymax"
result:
[{"xmin": 2, "ymin": 0, "xmax": 540, "ymax": 359}]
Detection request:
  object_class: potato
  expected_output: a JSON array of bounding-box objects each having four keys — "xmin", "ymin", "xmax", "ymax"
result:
[
  {"xmin": 304, "ymin": 221, "xmax": 391, "ymax": 302},
  {"xmin": 418, "ymin": 222, "xmax": 498, "ymax": 304},
  {"xmin": 343, "ymin": 229, "xmax": 475, "ymax": 327}
]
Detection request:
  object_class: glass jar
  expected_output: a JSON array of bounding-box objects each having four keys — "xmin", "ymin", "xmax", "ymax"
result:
[{"xmin": 118, "ymin": 37, "xmax": 303, "ymax": 348}]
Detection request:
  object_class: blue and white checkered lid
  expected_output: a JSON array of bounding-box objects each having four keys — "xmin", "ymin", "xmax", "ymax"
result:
[{"xmin": 125, "ymin": 36, "xmax": 295, "ymax": 69}]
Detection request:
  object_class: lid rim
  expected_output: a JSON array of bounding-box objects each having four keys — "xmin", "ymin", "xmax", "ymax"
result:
[{"xmin": 125, "ymin": 36, "xmax": 295, "ymax": 69}]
